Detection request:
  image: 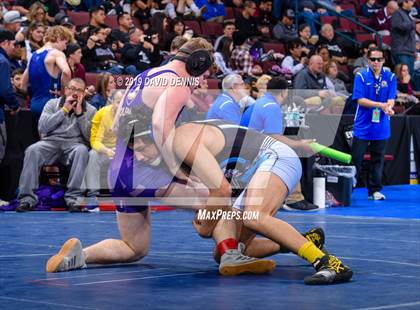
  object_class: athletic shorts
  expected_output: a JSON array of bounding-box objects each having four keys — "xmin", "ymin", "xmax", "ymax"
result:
[{"xmin": 232, "ymin": 137, "xmax": 302, "ymax": 211}]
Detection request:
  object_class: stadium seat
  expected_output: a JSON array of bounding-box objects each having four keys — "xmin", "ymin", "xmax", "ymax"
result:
[
  {"xmin": 68, "ymin": 11, "xmax": 89, "ymax": 27},
  {"xmin": 207, "ymin": 78, "xmax": 220, "ymax": 89},
  {"xmin": 201, "ymin": 22, "xmax": 224, "ymax": 38},
  {"xmin": 85, "ymin": 72, "xmax": 99, "ymax": 87},
  {"xmin": 262, "ymin": 42, "xmax": 285, "ymax": 54},
  {"xmin": 225, "ymin": 7, "xmax": 234, "ymax": 19},
  {"xmin": 184, "ymin": 20, "xmax": 202, "ymax": 35},
  {"xmin": 339, "ymin": 18, "xmax": 358, "ymax": 32},
  {"xmin": 320, "ymin": 16, "xmax": 338, "ymax": 27},
  {"xmin": 356, "ymin": 33, "xmax": 374, "ymax": 44},
  {"xmin": 105, "ymin": 15, "xmax": 118, "ymax": 29}
]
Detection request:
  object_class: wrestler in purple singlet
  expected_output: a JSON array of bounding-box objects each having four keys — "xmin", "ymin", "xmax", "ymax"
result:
[{"xmin": 108, "ymin": 69, "xmax": 180, "ymax": 212}]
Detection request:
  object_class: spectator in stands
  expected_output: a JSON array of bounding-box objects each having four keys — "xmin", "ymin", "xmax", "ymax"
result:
[
  {"xmin": 54, "ymin": 13, "xmax": 77, "ymax": 36},
  {"xmin": 190, "ymin": 79, "xmax": 214, "ymax": 112},
  {"xmin": 143, "ymin": 28, "xmax": 163, "ymax": 66},
  {"xmin": 13, "ymin": 0, "xmax": 59, "ymax": 24},
  {"xmin": 214, "ymin": 21, "xmax": 236, "ymax": 51},
  {"xmin": 361, "ymin": 0, "xmax": 381, "ymax": 18},
  {"xmin": 206, "ymin": 74, "xmax": 251, "ymax": 123},
  {"xmin": 121, "ymin": 27, "xmax": 159, "ymax": 75},
  {"xmin": 9, "ymin": 39, "xmax": 26, "ymax": 72},
  {"xmin": 85, "ymin": 90, "xmax": 123, "ymax": 205},
  {"xmin": 258, "ymin": 0, "xmax": 275, "ymax": 25},
  {"xmin": 324, "ymin": 60, "xmax": 350, "ymax": 100},
  {"xmin": 371, "ymin": 1, "xmax": 399, "ymax": 36},
  {"xmin": 79, "ymin": 6, "xmax": 107, "ymax": 42},
  {"xmin": 318, "ymin": 24, "xmax": 347, "ymax": 64},
  {"xmin": 21, "ymin": 26, "xmax": 73, "ymax": 122},
  {"xmin": 11, "ymin": 68, "xmax": 28, "ymax": 108},
  {"xmin": 160, "ymin": 35, "xmax": 188, "ymax": 65},
  {"xmin": 149, "ymin": 12, "xmax": 170, "ymax": 51},
  {"xmin": 273, "ymin": 9, "xmax": 298, "ymax": 43},
  {"xmin": 195, "ymin": 0, "xmax": 225, "ymax": 22},
  {"xmin": 391, "ymin": 0, "xmax": 416, "ymax": 76},
  {"xmin": 214, "ymin": 37, "xmax": 237, "ymax": 76},
  {"xmin": 240, "ymin": 76, "xmax": 318, "ymax": 211},
  {"xmin": 176, "ymin": 0, "xmax": 207, "ymax": 19},
  {"xmin": 81, "ymin": 26, "xmax": 122, "ymax": 74},
  {"xmin": 230, "ymin": 31, "xmax": 262, "ymax": 78},
  {"xmin": 281, "ymin": 39, "xmax": 307, "ymax": 77},
  {"xmin": 235, "ymin": 1, "xmax": 259, "ymax": 36},
  {"xmin": 25, "ymin": 22, "xmax": 45, "ymax": 63},
  {"xmin": 131, "ymin": 0, "xmax": 151, "ymax": 23},
  {"xmin": 315, "ymin": 44, "xmax": 331, "ymax": 66},
  {"xmin": 167, "ymin": 17, "xmax": 186, "ymax": 50},
  {"xmin": 150, "ymin": 0, "xmax": 177, "ymax": 19},
  {"xmin": 255, "ymin": 74, "xmax": 271, "ymax": 98},
  {"xmin": 298, "ymin": 0, "xmax": 323, "ymax": 36},
  {"xmin": 317, "ymin": 0, "xmax": 354, "ymax": 18},
  {"xmin": 110, "ymin": 12, "xmax": 134, "ymax": 46},
  {"xmin": 394, "ymin": 63, "xmax": 419, "ymax": 106},
  {"xmin": 293, "ymin": 55, "xmax": 334, "ymax": 107},
  {"xmin": 65, "ymin": 43, "xmax": 86, "ymax": 82},
  {"xmin": 351, "ymin": 47, "xmax": 396, "ymax": 201},
  {"xmin": 90, "ymin": 73, "xmax": 116, "ymax": 110},
  {"xmin": 3, "ymin": 11, "xmax": 25, "ymax": 36},
  {"xmin": 299, "ymin": 23, "xmax": 316, "ymax": 56},
  {"xmin": 258, "ymin": 20, "xmax": 272, "ymax": 42},
  {"xmin": 26, "ymin": 2, "xmax": 48, "ymax": 26},
  {"xmin": 0, "ymin": 29, "xmax": 20, "ymax": 206},
  {"xmin": 353, "ymin": 40, "xmax": 377, "ymax": 75},
  {"xmin": 16, "ymin": 78, "xmax": 96, "ymax": 212}
]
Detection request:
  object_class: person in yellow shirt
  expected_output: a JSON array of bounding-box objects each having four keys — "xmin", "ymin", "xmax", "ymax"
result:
[{"xmin": 85, "ymin": 90, "xmax": 123, "ymax": 204}]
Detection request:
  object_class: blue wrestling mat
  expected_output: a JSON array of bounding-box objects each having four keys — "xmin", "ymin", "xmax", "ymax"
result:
[{"xmin": 0, "ymin": 185, "xmax": 419, "ymax": 310}]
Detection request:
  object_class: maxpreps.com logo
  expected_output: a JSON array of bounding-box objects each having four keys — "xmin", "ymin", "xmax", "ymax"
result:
[{"xmin": 196, "ymin": 209, "xmax": 259, "ymax": 221}]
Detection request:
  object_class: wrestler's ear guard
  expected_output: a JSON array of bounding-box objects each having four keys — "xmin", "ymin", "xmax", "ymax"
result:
[{"xmin": 173, "ymin": 48, "xmax": 213, "ymax": 77}]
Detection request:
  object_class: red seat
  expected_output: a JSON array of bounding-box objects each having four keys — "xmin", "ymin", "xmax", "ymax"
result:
[
  {"xmin": 339, "ymin": 18, "xmax": 358, "ymax": 32},
  {"xmin": 225, "ymin": 7, "xmax": 235, "ymax": 19},
  {"xmin": 184, "ymin": 20, "xmax": 201, "ymax": 35},
  {"xmin": 105, "ymin": 15, "xmax": 118, "ymax": 29},
  {"xmin": 340, "ymin": 3, "xmax": 356, "ymax": 14},
  {"xmin": 363, "ymin": 154, "xmax": 394, "ymax": 161},
  {"xmin": 262, "ymin": 42, "xmax": 285, "ymax": 54},
  {"xmin": 85, "ymin": 72, "xmax": 99, "ymax": 87},
  {"xmin": 201, "ymin": 21, "xmax": 224, "ymax": 37},
  {"xmin": 207, "ymin": 78, "xmax": 220, "ymax": 89},
  {"xmin": 68, "ymin": 11, "xmax": 89, "ymax": 27},
  {"xmin": 356, "ymin": 33, "xmax": 374, "ymax": 44},
  {"xmin": 379, "ymin": 35, "xmax": 392, "ymax": 46},
  {"xmin": 320, "ymin": 16, "xmax": 337, "ymax": 26}
]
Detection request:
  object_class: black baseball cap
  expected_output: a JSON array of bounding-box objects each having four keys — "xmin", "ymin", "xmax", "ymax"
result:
[{"xmin": 0, "ymin": 29, "xmax": 15, "ymax": 43}]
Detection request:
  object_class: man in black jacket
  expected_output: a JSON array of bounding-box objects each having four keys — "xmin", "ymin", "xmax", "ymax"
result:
[{"xmin": 120, "ymin": 28, "xmax": 160, "ymax": 75}]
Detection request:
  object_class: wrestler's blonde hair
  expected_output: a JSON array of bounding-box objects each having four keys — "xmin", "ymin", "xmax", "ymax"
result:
[{"xmin": 44, "ymin": 26, "xmax": 74, "ymax": 44}]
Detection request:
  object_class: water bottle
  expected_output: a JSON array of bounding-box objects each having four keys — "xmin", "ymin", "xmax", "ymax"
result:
[
  {"xmin": 285, "ymin": 106, "xmax": 292, "ymax": 127},
  {"xmin": 292, "ymin": 103, "xmax": 300, "ymax": 127}
]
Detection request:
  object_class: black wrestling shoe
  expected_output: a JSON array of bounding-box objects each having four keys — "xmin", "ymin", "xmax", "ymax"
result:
[
  {"xmin": 283, "ymin": 200, "xmax": 319, "ymax": 211},
  {"xmin": 280, "ymin": 227, "xmax": 325, "ymax": 253},
  {"xmin": 67, "ymin": 202, "xmax": 81, "ymax": 213},
  {"xmin": 303, "ymin": 227, "xmax": 326, "ymax": 252},
  {"xmin": 304, "ymin": 254, "xmax": 353, "ymax": 285},
  {"xmin": 16, "ymin": 202, "xmax": 34, "ymax": 212}
]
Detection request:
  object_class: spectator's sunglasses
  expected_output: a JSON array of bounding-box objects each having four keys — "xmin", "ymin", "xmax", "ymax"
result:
[{"xmin": 369, "ymin": 57, "xmax": 384, "ymax": 62}]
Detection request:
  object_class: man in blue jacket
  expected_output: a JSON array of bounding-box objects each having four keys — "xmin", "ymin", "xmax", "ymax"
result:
[{"xmin": 0, "ymin": 29, "xmax": 20, "ymax": 206}]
